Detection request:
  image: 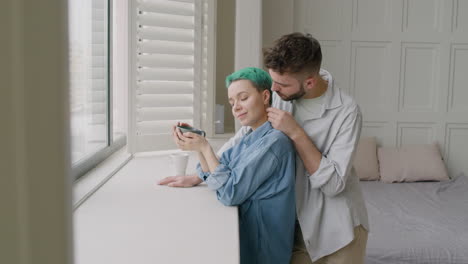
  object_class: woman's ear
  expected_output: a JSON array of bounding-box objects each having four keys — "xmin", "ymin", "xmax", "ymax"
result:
[{"xmin": 263, "ymin": 90, "xmax": 271, "ymax": 106}]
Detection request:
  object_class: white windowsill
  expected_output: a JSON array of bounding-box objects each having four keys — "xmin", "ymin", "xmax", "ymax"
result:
[
  {"xmin": 73, "ymin": 135, "xmax": 233, "ymax": 209},
  {"xmin": 73, "ymin": 150, "xmax": 239, "ymax": 264},
  {"xmin": 73, "ymin": 147, "xmax": 133, "ymax": 209}
]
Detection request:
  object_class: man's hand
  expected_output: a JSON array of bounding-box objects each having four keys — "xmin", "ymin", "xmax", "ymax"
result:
[
  {"xmin": 267, "ymin": 107, "xmax": 303, "ymax": 138},
  {"xmin": 157, "ymin": 175, "xmax": 203, "ymax": 187}
]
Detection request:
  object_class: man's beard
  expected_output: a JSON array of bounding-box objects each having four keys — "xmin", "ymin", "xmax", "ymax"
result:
[{"xmin": 277, "ymin": 83, "xmax": 306, "ymax": 101}]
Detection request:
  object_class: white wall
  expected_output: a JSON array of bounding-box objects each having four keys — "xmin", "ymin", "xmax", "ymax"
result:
[
  {"xmin": 293, "ymin": 0, "xmax": 468, "ymax": 177},
  {"xmin": 233, "ymin": 0, "xmax": 263, "ymax": 131},
  {"xmin": 235, "ymin": 0, "xmax": 263, "ymax": 70},
  {"xmin": 262, "ymin": 0, "xmax": 294, "ymax": 49},
  {"xmin": 215, "ymin": 0, "xmax": 236, "ymax": 134},
  {"xmin": 0, "ymin": 0, "xmax": 73, "ymax": 263}
]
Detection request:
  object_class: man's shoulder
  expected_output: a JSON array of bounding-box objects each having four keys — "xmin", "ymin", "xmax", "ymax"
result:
[{"xmin": 335, "ymin": 87, "xmax": 360, "ymax": 116}]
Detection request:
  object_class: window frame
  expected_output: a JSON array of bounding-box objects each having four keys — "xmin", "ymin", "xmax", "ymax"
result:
[{"xmin": 70, "ymin": 0, "xmax": 127, "ymax": 180}]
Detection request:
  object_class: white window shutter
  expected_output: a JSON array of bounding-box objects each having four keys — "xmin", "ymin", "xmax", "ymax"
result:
[
  {"xmin": 132, "ymin": 0, "xmax": 204, "ymax": 152},
  {"xmin": 90, "ymin": 0, "xmax": 108, "ymax": 140}
]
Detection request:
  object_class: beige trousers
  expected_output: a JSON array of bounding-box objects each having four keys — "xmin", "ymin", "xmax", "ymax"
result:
[{"xmin": 290, "ymin": 224, "xmax": 368, "ymax": 264}]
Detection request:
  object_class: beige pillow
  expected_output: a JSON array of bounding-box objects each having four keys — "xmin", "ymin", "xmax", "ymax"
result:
[
  {"xmin": 377, "ymin": 144, "xmax": 449, "ymax": 183},
  {"xmin": 353, "ymin": 137, "xmax": 380, "ymax": 181}
]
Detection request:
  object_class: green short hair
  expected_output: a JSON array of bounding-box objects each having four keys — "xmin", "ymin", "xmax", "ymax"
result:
[{"xmin": 225, "ymin": 67, "xmax": 273, "ymax": 105}]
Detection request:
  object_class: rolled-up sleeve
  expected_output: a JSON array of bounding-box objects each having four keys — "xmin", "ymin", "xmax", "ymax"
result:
[
  {"xmin": 203, "ymin": 148, "xmax": 280, "ymax": 206},
  {"xmin": 308, "ymin": 108, "xmax": 362, "ymax": 197},
  {"xmin": 196, "ymin": 153, "xmax": 231, "ymax": 185},
  {"xmin": 196, "ymin": 163, "xmax": 211, "ymax": 181},
  {"xmin": 203, "ymin": 163, "xmax": 231, "ymax": 190},
  {"xmin": 198, "ymin": 126, "xmax": 249, "ymax": 183}
]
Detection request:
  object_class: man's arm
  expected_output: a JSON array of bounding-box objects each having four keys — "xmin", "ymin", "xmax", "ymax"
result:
[
  {"xmin": 267, "ymin": 107, "xmax": 362, "ymax": 197},
  {"xmin": 266, "ymin": 107, "xmax": 322, "ymax": 174},
  {"xmin": 289, "ymin": 129, "xmax": 322, "ymax": 176}
]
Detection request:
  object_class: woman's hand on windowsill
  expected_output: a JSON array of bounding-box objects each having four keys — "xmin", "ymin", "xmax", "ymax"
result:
[{"xmin": 157, "ymin": 175, "xmax": 203, "ymax": 188}]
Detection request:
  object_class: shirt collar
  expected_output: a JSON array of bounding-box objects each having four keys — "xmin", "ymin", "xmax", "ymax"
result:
[
  {"xmin": 320, "ymin": 69, "xmax": 342, "ymax": 111},
  {"xmin": 242, "ymin": 121, "xmax": 272, "ymax": 146},
  {"xmin": 290, "ymin": 69, "xmax": 343, "ymax": 121}
]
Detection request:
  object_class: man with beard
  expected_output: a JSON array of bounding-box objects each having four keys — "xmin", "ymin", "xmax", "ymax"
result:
[
  {"xmin": 159, "ymin": 33, "xmax": 369, "ymax": 264},
  {"xmin": 260, "ymin": 33, "xmax": 369, "ymax": 264}
]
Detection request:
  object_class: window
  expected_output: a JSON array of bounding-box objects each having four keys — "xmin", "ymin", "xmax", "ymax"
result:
[
  {"xmin": 69, "ymin": 0, "xmax": 127, "ymax": 179},
  {"xmin": 130, "ymin": 0, "xmax": 214, "ymax": 152}
]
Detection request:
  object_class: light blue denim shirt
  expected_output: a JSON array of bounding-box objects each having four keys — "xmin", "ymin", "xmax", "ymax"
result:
[{"xmin": 197, "ymin": 121, "xmax": 296, "ymax": 264}]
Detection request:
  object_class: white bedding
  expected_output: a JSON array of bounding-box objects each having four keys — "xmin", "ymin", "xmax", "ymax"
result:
[{"xmin": 360, "ymin": 174, "xmax": 468, "ymax": 264}]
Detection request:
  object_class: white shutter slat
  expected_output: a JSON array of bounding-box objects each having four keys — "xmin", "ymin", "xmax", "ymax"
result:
[
  {"xmin": 139, "ymin": 40, "xmax": 193, "ymax": 55},
  {"xmin": 90, "ymin": 91, "xmax": 106, "ymax": 102},
  {"xmin": 92, "ymin": 44, "xmax": 105, "ymax": 56},
  {"xmin": 90, "ymin": 102, "xmax": 106, "ymax": 114},
  {"xmin": 92, "ymin": 68, "xmax": 106, "ymax": 79},
  {"xmin": 89, "ymin": 1, "xmax": 108, "ymax": 127},
  {"xmin": 139, "ymin": 12, "xmax": 194, "ymax": 29},
  {"xmin": 92, "ymin": 80, "xmax": 106, "ymax": 91},
  {"xmin": 92, "ymin": 10, "xmax": 105, "ymax": 21},
  {"xmin": 138, "ymin": 68, "xmax": 193, "ymax": 81},
  {"xmin": 138, "ymin": 54, "xmax": 193, "ymax": 68},
  {"xmin": 137, "ymin": 94, "xmax": 193, "ymax": 108},
  {"xmin": 138, "ymin": 26, "xmax": 194, "ymax": 42},
  {"xmin": 137, "ymin": 119, "xmax": 192, "ymax": 134},
  {"xmin": 92, "ymin": 32, "xmax": 105, "ymax": 44},
  {"xmin": 93, "ymin": 22, "xmax": 105, "ymax": 32},
  {"xmin": 89, "ymin": 114, "xmax": 107, "ymax": 125},
  {"xmin": 92, "ymin": 0, "xmax": 106, "ymax": 8},
  {"xmin": 138, "ymin": 81, "xmax": 193, "ymax": 94},
  {"xmin": 138, "ymin": 0, "xmax": 194, "ymax": 16},
  {"xmin": 172, "ymin": 0, "xmax": 195, "ymax": 3},
  {"xmin": 92, "ymin": 56, "xmax": 106, "ymax": 68},
  {"xmin": 138, "ymin": 107, "xmax": 193, "ymax": 121},
  {"xmin": 136, "ymin": 134, "xmax": 176, "ymax": 152}
]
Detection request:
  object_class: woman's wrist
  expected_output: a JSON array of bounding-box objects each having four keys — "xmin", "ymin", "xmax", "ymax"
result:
[
  {"xmin": 190, "ymin": 175, "xmax": 203, "ymax": 185},
  {"xmin": 197, "ymin": 150, "xmax": 204, "ymax": 158},
  {"xmin": 200, "ymin": 142, "xmax": 212, "ymax": 156}
]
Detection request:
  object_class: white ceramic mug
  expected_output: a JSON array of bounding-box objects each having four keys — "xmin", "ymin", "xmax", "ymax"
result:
[{"xmin": 170, "ymin": 153, "xmax": 189, "ymax": 176}]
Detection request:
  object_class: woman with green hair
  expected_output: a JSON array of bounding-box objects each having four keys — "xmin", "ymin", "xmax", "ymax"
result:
[{"xmin": 160, "ymin": 67, "xmax": 296, "ymax": 263}]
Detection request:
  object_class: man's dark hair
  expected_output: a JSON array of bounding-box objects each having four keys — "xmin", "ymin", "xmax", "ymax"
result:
[{"xmin": 264, "ymin": 32, "xmax": 322, "ymax": 75}]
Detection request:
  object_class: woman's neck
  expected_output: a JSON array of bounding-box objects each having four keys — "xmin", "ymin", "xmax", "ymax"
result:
[{"xmin": 250, "ymin": 115, "xmax": 268, "ymax": 130}]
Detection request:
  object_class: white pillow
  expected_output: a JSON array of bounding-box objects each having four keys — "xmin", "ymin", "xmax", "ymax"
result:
[
  {"xmin": 377, "ymin": 143, "xmax": 449, "ymax": 183},
  {"xmin": 353, "ymin": 137, "xmax": 380, "ymax": 181}
]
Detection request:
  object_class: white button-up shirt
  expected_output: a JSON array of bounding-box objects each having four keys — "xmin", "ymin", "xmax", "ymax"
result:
[{"xmin": 217, "ymin": 69, "xmax": 369, "ymax": 261}]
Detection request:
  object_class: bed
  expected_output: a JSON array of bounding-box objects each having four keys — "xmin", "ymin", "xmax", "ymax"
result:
[{"xmin": 360, "ymin": 174, "xmax": 468, "ymax": 264}]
